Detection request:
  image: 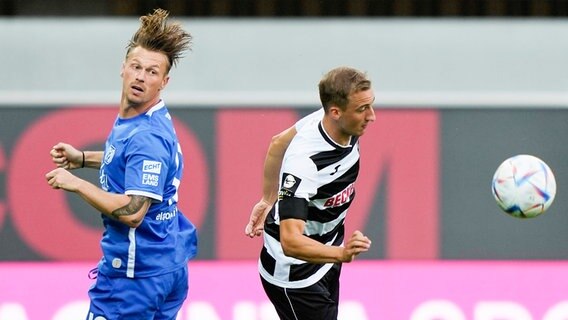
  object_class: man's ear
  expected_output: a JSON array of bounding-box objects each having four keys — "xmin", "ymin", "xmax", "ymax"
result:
[
  {"xmin": 160, "ymin": 75, "xmax": 170, "ymax": 90},
  {"xmin": 328, "ymin": 105, "xmax": 342, "ymax": 120}
]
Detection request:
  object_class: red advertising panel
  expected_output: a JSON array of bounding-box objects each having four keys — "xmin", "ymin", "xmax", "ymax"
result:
[{"xmin": 0, "ymin": 107, "xmax": 440, "ymax": 261}]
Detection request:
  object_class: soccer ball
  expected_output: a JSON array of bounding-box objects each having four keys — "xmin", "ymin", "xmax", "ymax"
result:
[{"xmin": 491, "ymin": 154, "xmax": 556, "ymax": 218}]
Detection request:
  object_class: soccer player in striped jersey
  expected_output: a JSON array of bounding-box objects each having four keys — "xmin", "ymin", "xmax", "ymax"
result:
[
  {"xmin": 246, "ymin": 66, "xmax": 375, "ymax": 319},
  {"xmin": 45, "ymin": 9, "xmax": 197, "ymax": 320}
]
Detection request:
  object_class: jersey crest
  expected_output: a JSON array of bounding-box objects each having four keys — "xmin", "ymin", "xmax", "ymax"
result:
[
  {"xmin": 279, "ymin": 173, "xmax": 301, "ymax": 199},
  {"xmin": 104, "ymin": 145, "xmax": 116, "ymax": 165}
]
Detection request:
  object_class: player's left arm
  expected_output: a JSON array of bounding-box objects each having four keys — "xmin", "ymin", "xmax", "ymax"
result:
[
  {"xmin": 110, "ymin": 195, "xmax": 152, "ymax": 227},
  {"xmin": 280, "ymin": 218, "xmax": 371, "ymax": 264}
]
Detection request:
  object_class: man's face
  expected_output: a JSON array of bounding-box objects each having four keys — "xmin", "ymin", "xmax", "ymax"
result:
[
  {"xmin": 121, "ymin": 46, "xmax": 170, "ymax": 107},
  {"xmin": 337, "ymin": 89, "xmax": 376, "ymax": 137}
]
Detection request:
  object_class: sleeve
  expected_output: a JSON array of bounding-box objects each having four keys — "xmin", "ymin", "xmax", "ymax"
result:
[
  {"xmin": 294, "ymin": 108, "xmax": 324, "ymax": 132},
  {"xmin": 277, "ymin": 156, "xmax": 318, "ymax": 221},
  {"xmin": 123, "ymin": 131, "xmax": 171, "ymax": 202}
]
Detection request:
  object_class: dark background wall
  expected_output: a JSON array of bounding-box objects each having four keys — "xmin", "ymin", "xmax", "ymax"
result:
[
  {"xmin": 441, "ymin": 109, "xmax": 568, "ymax": 259},
  {"xmin": 2, "ymin": 0, "xmax": 568, "ymax": 17},
  {"xmin": 0, "ymin": 106, "xmax": 566, "ymax": 261}
]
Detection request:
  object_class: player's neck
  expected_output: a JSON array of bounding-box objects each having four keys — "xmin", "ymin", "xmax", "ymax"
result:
[
  {"xmin": 119, "ymin": 97, "xmax": 160, "ymax": 118},
  {"xmin": 321, "ymin": 117, "xmax": 351, "ymax": 147}
]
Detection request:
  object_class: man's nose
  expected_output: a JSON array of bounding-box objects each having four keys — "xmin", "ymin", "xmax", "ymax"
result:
[{"xmin": 367, "ymin": 107, "xmax": 376, "ymax": 121}]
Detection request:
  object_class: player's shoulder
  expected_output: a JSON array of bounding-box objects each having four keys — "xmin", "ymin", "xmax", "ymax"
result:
[
  {"xmin": 134, "ymin": 110, "xmax": 175, "ymax": 139},
  {"xmin": 125, "ymin": 125, "xmax": 174, "ymax": 150},
  {"xmin": 290, "ymin": 122, "xmax": 322, "ymax": 149},
  {"xmin": 295, "ymin": 108, "xmax": 324, "ymax": 132},
  {"xmin": 285, "ymin": 124, "xmax": 333, "ymax": 169}
]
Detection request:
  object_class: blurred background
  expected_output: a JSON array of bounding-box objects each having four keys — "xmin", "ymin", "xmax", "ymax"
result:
[{"xmin": 1, "ymin": 1, "xmax": 568, "ymax": 319}]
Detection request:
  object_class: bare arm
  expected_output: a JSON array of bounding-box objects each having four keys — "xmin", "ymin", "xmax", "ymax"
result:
[
  {"xmin": 110, "ymin": 195, "xmax": 151, "ymax": 228},
  {"xmin": 45, "ymin": 168, "xmax": 150, "ymax": 228},
  {"xmin": 280, "ymin": 218, "xmax": 372, "ymax": 264},
  {"xmin": 51, "ymin": 142, "xmax": 103, "ymax": 170},
  {"xmin": 261, "ymin": 126, "xmax": 298, "ymax": 204},
  {"xmin": 83, "ymin": 151, "xmax": 104, "ymax": 169},
  {"xmin": 245, "ymin": 126, "xmax": 298, "ymax": 237}
]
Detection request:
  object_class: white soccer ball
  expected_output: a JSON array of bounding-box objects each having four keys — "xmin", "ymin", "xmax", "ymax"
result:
[{"xmin": 491, "ymin": 154, "xmax": 556, "ymax": 218}]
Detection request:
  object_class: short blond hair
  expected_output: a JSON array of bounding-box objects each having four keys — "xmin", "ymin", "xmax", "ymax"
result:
[{"xmin": 318, "ymin": 66, "xmax": 371, "ymax": 110}]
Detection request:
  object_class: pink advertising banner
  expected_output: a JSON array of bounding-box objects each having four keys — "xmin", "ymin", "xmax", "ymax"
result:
[{"xmin": 0, "ymin": 261, "xmax": 567, "ymax": 320}]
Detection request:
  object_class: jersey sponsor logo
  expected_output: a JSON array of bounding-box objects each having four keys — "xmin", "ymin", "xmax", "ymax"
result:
[
  {"xmin": 323, "ymin": 183, "xmax": 355, "ymax": 207},
  {"xmin": 142, "ymin": 160, "xmax": 162, "ymax": 174},
  {"xmin": 142, "ymin": 173, "xmax": 159, "ymax": 186},
  {"xmin": 103, "ymin": 145, "xmax": 115, "ymax": 165},
  {"xmin": 156, "ymin": 207, "xmax": 178, "ymax": 221}
]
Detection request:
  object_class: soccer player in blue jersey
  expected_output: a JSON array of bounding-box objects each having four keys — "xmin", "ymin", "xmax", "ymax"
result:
[
  {"xmin": 45, "ymin": 9, "xmax": 197, "ymax": 320},
  {"xmin": 245, "ymin": 66, "xmax": 375, "ymax": 320}
]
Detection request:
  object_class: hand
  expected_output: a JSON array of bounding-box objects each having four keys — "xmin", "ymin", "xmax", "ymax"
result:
[
  {"xmin": 45, "ymin": 168, "xmax": 81, "ymax": 192},
  {"xmin": 50, "ymin": 142, "xmax": 83, "ymax": 169},
  {"xmin": 341, "ymin": 230, "xmax": 372, "ymax": 262},
  {"xmin": 245, "ymin": 199, "xmax": 273, "ymax": 238}
]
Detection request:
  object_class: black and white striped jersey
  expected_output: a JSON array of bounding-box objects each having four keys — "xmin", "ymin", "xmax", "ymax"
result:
[{"xmin": 259, "ymin": 111, "xmax": 360, "ymax": 289}]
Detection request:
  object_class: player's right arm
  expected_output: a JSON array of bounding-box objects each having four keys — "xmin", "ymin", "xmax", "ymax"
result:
[
  {"xmin": 280, "ymin": 218, "xmax": 371, "ymax": 263},
  {"xmin": 51, "ymin": 142, "xmax": 103, "ymax": 169},
  {"xmin": 45, "ymin": 167, "xmax": 150, "ymax": 228},
  {"xmin": 245, "ymin": 126, "xmax": 298, "ymax": 237},
  {"xmin": 245, "ymin": 108, "xmax": 325, "ymax": 238}
]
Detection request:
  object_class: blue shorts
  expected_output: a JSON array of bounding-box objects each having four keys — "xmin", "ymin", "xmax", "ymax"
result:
[{"xmin": 86, "ymin": 265, "xmax": 188, "ymax": 320}]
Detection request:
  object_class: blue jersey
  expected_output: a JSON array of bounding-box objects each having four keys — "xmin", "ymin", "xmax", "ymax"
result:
[{"xmin": 97, "ymin": 100, "xmax": 197, "ymax": 278}]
